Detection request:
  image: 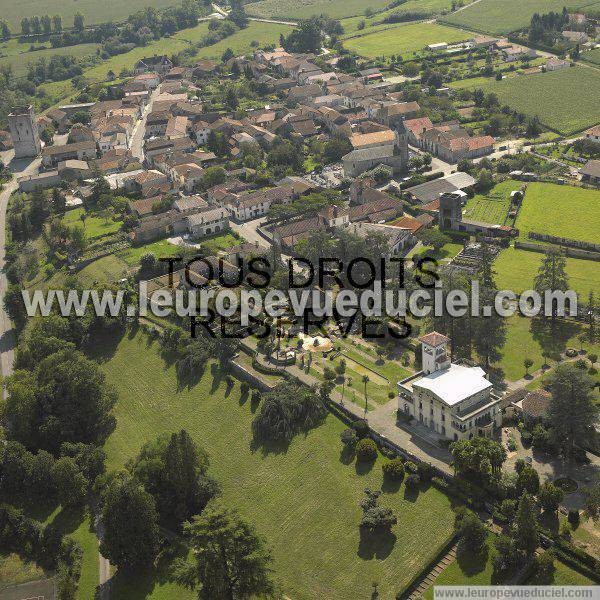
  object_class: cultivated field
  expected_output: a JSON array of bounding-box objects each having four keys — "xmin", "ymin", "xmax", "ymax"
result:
[
  {"xmin": 449, "ymin": 68, "xmax": 600, "ymax": 135},
  {"xmin": 516, "ymin": 182, "xmax": 600, "ymax": 245},
  {"xmin": 246, "ymin": 0, "xmax": 391, "ymax": 20},
  {"xmin": 343, "ymin": 22, "xmax": 471, "ymax": 58},
  {"xmin": 98, "ymin": 330, "xmax": 456, "ymax": 600},
  {"xmin": 463, "ymin": 179, "xmax": 520, "ymax": 225},
  {"xmin": 442, "ymin": 0, "xmax": 589, "ymax": 34},
  {"xmin": 0, "ymin": 39, "xmax": 102, "ymax": 77},
  {"xmin": 1, "ymin": 0, "xmax": 182, "ymax": 30}
]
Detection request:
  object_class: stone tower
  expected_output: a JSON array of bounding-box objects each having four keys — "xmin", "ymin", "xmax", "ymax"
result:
[
  {"xmin": 8, "ymin": 105, "xmax": 42, "ymax": 158},
  {"xmin": 438, "ymin": 191, "xmax": 463, "ymax": 230},
  {"xmin": 420, "ymin": 332, "xmax": 451, "ymax": 375}
]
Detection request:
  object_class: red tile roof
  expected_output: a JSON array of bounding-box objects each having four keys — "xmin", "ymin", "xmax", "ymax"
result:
[{"xmin": 419, "ymin": 332, "xmax": 450, "ymax": 347}]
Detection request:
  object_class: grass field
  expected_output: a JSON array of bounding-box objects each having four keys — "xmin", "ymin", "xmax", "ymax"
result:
[
  {"xmin": 341, "ymin": 0, "xmax": 452, "ymax": 34},
  {"xmin": 525, "ymin": 559, "xmax": 595, "ymax": 585},
  {"xmin": 117, "ymin": 239, "xmax": 183, "ymax": 267},
  {"xmin": 190, "ymin": 22, "xmax": 292, "ymax": 61},
  {"xmin": 516, "ymin": 183, "xmax": 600, "ymax": 245},
  {"xmin": 442, "ymin": 0, "xmax": 589, "ymax": 34},
  {"xmin": 447, "ymin": 67, "xmax": 600, "ymax": 135},
  {"xmin": 0, "ymin": 41, "xmax": 101, "ymax": 77},
  {"xmin": 343, "ymin": 22, "xmax": 471, "ymax": 58},
  {"xmin": 77, "ymin": 254, "xmax": 129, "ymax": 286},
  {"xmin": 424, "ymin": 536, "xmax": 498, "ymax": 597},
  {"xmin": 63, "ymin": 207, "xmax": 123, "ymax": 240},
  {"xmin": 582, "ymin": 47, "xmax": 600, "ymax": 66},
  {"xmin": 463, "ymin": 179, "xmax": 520, "ymax": 225},
  {"xmin": 495, "ymin": 247, "xmax": 600, "ymax": 300},
  {"xmin": 1, "ymin": 0, "xmax": 183, "ymax": 30},
  {"xmin": 97, "ymin": 329, "xmax": 456, "ymax": 600},
  {"xmin": 246, "ymin": 0, "xmax": 391, "ymax": 20}
]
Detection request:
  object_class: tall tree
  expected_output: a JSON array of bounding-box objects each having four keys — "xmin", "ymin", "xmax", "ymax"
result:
[
  {"xmin": 586, "ymin": 291, "xmax": 596, "ymax": 343},
  {"xmin": 131, "ymin": 430, "xmax": 219, "ymax": 526},
  {"xmin": 52, "ymin": 15, "xmax": 62, "ymax": 32},
  {"xmin": 546, "ymin": 364, "xmax": 598, "ymax": 460},
  {"xmin": 534, "ymin": 246, "xmax": 569, "ymax": 322},
  {"xmin": 0, "ymin": 20, "xmax": 10, "ymax": 40},
  {"xmin": 174, "ymin": 505, "xmax": 274, "ymax": 600},
  {"xmin": 73, "ymin": 12, "xmax": 84, "ymax": 31},
  {"xmin": 100, "ymin": 474, "xmax": 159, "ymax": 570},
  {"xmin": 514, "ymin": 494, "xmax": 539, "ymax": 557}
]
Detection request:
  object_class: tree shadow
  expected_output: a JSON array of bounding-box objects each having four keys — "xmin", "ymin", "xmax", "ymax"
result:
[
  {"xmin": 357, "ymin": 527, "xmax": 397, "ymax": 560},
  {"xmin": 403, "ymin": 485, "xmax": 419, "ymax": 502},
  {"xmin": 381, "ymin": 476, "xmax": 402, "ymax": 494},
  {"xmin": 249, "ymin": 436, "xmax": 290, "ymax": 457},
  {"xmin": 530, "ymin": 318, "xmax": 579, "ymax": 361},
  {"xmin": 456, "ymin": 543, "xmax": 488, "ymax": 577},
  {"xmin": 355, "ymin": 458, "xmax": 375, "ymax": 476},
  {"xmin": 339, "ymin": 445, "xmax": 356, "ymax": 465},
  {"xmin": 85, "ymin": 327, "xmax": 126, "ymax": 363},
  {"xmin": 110, "ymin": 538, "xmax": 189, "ymax": 600},
  {"xmin": 210, "ymin": 362, "xmax": 225, "ymax": 393}
]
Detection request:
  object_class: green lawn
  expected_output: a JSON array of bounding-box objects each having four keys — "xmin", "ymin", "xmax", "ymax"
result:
[
  {"xmin": 191, "ymin": 22, "xmax": 292, "ymax": 61},
  {"xmin": 1, "ymin": 0, "xmax": 186, "ymax": 30},
  {"xmin": 463, "ymin": 179, "xmax": 521, "ymax": 225},
  {"xmin": 63, "ymin": 207, "xmax": 123, "ymax": 240},
  {"xmin": 446, "ymin": 67, "xmax": 600, "ymax": 135},
  {"xmin": 0, "ymin": 42, "xmax": 101, "ymax": 77},
  {"xmin": 246, "ymin": 0, "xmax": 391, "ymax": 20},
  {"xmin": 97, "ymin": 329, "xmax": 457, "ymax": 600},
  {"xmin": 494, "ymin": 247, "xmax": 600, "ymax": 300},
  {"xmin": 516, "ymin": 183, "xmax": 600, "ymax": 245},
  {"xmin": 441, "ymin": 0, "xmax": 589, "ymax": 34},
  {"xmin": 118, "ymin": 239, "xmax": 183, "ymax": 267},
  {"xmin": 343, "ymin": 22, "xmax": 471, "ymax": 58},
  {"xmin": 525, "ymin": 559, "xmax": 595, "ymax": 585},
  {"xmin": 582, "ymin": 47, "xmax": 600, "ymax": 66},
  {"xmin": 77, "ymin": 254, "xmax": 129, "ymax": 286},
  {"xmin": 424, "ymin": 535, "xmax": 498, "ymax": 598}
]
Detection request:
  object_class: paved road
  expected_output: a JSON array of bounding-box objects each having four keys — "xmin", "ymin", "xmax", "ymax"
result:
[
  {"xmin": 230, "ymin": 216, "xmax": 270, "ymax": 248},
  {"xmin": 0, "ymin": 153, "xmax": 41, "ymax": 391},
  {"xmin": 130, "ymin": 87, "xmax": 159, "ymax": 163}
]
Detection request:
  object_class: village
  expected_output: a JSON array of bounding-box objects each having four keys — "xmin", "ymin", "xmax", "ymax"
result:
[{"xmin": 0, "ymin": 5, "xmax": 598, "ymax": 599}]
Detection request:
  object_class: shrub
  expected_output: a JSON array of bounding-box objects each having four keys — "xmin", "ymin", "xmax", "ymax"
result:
[
  {"xmin": 240, "ymin": 382, "xmax": 250, "ymax": 396},
  {"xmin": 417, "ymin": 462, "xmax": 435, "ymax": 482},
  {"xmin": 520, "ymin": 430, "xmax": 532, "ymax": 446},
  {"xmin": 382, "ymin": 458, "xmax": 405, "ymax": 481},
  {"xmin": 352, "ymin": 418, "xmax": 369, "ymax": 439},
  {"xmin": 567, "ymin": 509, "xmax": 580, "ymax": 527},
  {"xmin": 559, "ymin": 521, "xmax": 572, "ymax": 541},
  {"xmin": 405, "ymin": 473, "xmax": 420, "ymax": 489},
  {"xmin": 340, "ymin": 428, "xmax": 358, "ymax": 449},
  {"xmin": 404, "ymin": 461, "xmax": 417, "ymax": 473},
  {"xmin": 355, "ymin": 438, "xmax": 378, "ymax": 462},
  {"xmin": 535, "ymin": 550, "xmax": 555, "ymax": 579}
]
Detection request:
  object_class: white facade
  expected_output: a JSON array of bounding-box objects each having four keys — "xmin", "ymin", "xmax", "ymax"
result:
[{"xmin": 398, "ymin": 333, "xmax": 501, "ymax": 440}]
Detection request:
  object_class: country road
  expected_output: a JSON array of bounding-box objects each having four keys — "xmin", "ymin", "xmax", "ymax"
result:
[{"xmin": 0, "ymin": 153, "xmax": 41, "ymax": 391}]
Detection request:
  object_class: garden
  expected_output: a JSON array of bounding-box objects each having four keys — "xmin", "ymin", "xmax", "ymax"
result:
[{"xmin": 96, "ymin": 329, "xmax": 457, "ymax": 600}]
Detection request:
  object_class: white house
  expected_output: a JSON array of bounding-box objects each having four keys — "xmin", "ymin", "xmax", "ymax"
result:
[{"xmin": 398, "ymin": 332, "xmax": 501, "ymax": 440}]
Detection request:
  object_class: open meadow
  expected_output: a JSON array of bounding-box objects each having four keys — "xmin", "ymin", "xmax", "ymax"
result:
[
  {"xmin": 96, "ymin": 329, "xmax": 457, "ymax": 600},
  {"xmin": 0, "ymin": 41, "xmax": 101, "ymax": 78},
  {"xmin": 449, "ymin": 67, "xmax": 600, "ymax": 135},
  {"xmin": 581, "ymin": 47, "xmax": 600, "ymax": 66},
  {"xmin": 494, "ymin": 247, "xmax": 600, "ymax": 300},
  {"xmin": 246, "ymin": 0, "xmax": 390, "ymax": 20},
  {"xmin": 1, "ymin": 0, "xmax": 182, "ymax": 30},
  {"xmin": 340, "ymin": 0, "xmax": 452, "ymax": 35},
  {"xmin": 516, "ymin": 183, "xmax": 600, "ymax": 245},
  {"xmin": 343, "ymin": 22, "xmax": 471, "ymax": 58},
  {"xmin": 441, "ymin": 0, "xmax": 590, "ymax": 34}
]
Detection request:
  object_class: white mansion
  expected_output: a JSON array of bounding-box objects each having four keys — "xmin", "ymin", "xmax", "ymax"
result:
[{"xmin": 398, "ymin": 332, "xmax": 502, "ymax": 441}]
